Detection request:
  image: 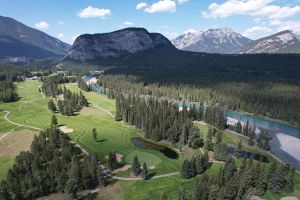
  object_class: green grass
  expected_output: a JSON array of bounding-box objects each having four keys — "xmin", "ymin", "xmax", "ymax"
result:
[
  {"xmin": 1, "ymin": 80, "xmax": 300, "ymax": 200},
  {"xmin": 0, "ymin": 156, "xmax": 13, "ymax": 181},
  {"xmin": 1, "ymin": 80, "xmax": 182, "ymax": 176}
]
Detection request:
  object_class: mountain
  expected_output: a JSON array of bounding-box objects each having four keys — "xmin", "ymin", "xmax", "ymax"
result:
[
  {"xmin": 0, "ymin": 16, "xmax": 70, "ymax": 59},
  {"xmin": 235, "ymin": 30, "xmax": 300, "ymax": 54},
  {"xmin": 64, "ymin": 28, "xmax": 176, "ymax": 62},
  {"xmin": 172, "ymin": 28, "xmax": 252, "ymax": 54}
]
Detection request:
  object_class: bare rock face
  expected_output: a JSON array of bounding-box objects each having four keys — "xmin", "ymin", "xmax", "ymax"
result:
[
  {"xmin": 234, "ymin": 30, "xmax": 300, "ymax": 54},
  {"xmin": 65, "ymin": 28, "xmax": 175, "ymax": 61},
  {"xmin": 172, "ymin": 28, "xmax": 252, "ymax": 54}
]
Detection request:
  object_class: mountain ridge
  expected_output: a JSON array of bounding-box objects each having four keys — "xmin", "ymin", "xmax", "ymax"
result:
[{"xmin": 0, "ymin": 15, "xmax": 70, "ymax": 59}]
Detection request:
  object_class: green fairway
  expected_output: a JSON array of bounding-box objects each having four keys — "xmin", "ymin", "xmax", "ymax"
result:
[
  {"xmin": 0, "ymin": 157, "xmax": 13, "ymax": 181},
  {"xmin": 1, "ymin": 80, "xmax": 299, "ymax": 200},
  {"xmin": 1, "ymin": 80, "xmax": 183, "ymax": 176}
]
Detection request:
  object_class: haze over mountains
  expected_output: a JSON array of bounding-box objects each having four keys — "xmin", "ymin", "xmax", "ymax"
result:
[
  {"xmin": 172, "ymin": 28, "xmax": 300, "ymax": 54},
  {"xmin": 0, "ymin": 16, "xmax": 70, "ymax": 60}
]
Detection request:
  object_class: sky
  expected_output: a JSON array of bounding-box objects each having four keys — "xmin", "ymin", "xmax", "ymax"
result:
[{"xmin": 1, "ymin": 0, "xmax": 300, "ymax": 44}]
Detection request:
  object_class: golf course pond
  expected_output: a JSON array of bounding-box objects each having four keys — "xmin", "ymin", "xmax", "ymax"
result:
[{"xmin": 131, "ymin": 137, "xmax": 179, "ymax": 159}]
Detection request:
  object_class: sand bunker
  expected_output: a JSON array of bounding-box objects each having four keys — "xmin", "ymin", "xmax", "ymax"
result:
[
  {"xmin": 149, "ymin": 166, "xmax": 155, "ymax": 169},
  {"xmin": 59, "ymin": 126, "xmax": 74, "ymax": 133},
  {"xmin": 281, "ymin": 197, "xmax": 298, "ymax": 200}
]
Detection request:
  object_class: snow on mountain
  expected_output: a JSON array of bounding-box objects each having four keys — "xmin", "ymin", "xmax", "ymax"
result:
[
  {"xmin": 172, "ymin": 28, "xmax": 252, "ymax": 54},
  {"xmin": 235, "ymin": 30, "xmax": 300, "ymax": 54}
]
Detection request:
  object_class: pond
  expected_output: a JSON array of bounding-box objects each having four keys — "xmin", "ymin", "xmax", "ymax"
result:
[
  {"xmin": 227, "ymin": 146, "xmax": 269, "ymax": 163},
  {"xmin": 131, "ymin": 137, "xmax": 179, "ymax": 159}
]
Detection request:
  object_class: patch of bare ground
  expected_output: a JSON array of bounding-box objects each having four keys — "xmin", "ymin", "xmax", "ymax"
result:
[
  {"xmin": 79, "ymin": 107, "xmax": 103, "ymax": 116},
  {"xmin": 0, "ymin": 130, "xmax": 36, "ymax": 157},
  {"xmin": 59, "ymin": 126, "xmax": 74, "ymax": 134},
  {"xmin": 193, "ymin": 120, "xmax": 208, "ymax": 125},
  {"xmin": 106, "ymin": 153, "xmax": 123, "ymax": 162},
  {"xmin": 113, "ymin": 164, "xmax": 131, "ymax": 173},
  {"xmin": 98, "ymin": 182, "xmax": 125, "ymax": 200},
  {"xmin": 281, "ymin": 197, "xmax": 298, "ymax": 200},
  {"xmin": 250, "ymin": 196, "xmax": 264, "ymax": 200},
  {"xmin": 181, "ymin": 147, "xmax": 194, "ymax": 159}
]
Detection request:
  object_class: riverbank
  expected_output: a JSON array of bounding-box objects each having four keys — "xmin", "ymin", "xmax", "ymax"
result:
[{"xmin": 228, "ymin": 110, "xmax": 299, "ymax": 129}]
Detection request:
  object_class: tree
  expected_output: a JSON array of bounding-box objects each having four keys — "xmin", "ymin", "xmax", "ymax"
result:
[
  {"xmin": 192, "ymin": 173, "xmax": 209, "ymax": 200},
  {"xmin": 51, "ymin": 114, "xmax": 58, "ymax": 127},
  {"xmin": 107, "ymin": 152, "xmax": 118, "ymax": 170},
  {"xmin": 234, "ymin": 139, "xmax": 242, "ymax": 158},
  {"xmin": 235, "ymin": 121, "xmax": 242, "ymax": 134},
  {"xmin": 204, "ymin": 127, "xmax": 213, "ymax": 151},
  {"xmin": 181, "ymin": 159, "xmax": 192, "ymax": 179},
  {"xmin": 141, "ymin": 162, "xmax": 148, "ymax": 179},
  {"xmin": 178, "ymin": 186, "xmax": 187, "ymax": 200},
  {"xmin": 0, "ymin": 181, "xmax": 12, "ymax": 200},
  {"xmin": 92, "ymin": 128, "xmax": 97, "ymax": 142},
  {"xmin": 48, "ymin": 99, "xmax": 56, "ymax": 112},
  {"xmin": 242, "ymin": 120, "xmax": 249, "ymax": 136},
  {"xmin": 188, "ymin": 126, "xmax": 203, "ymax": 148},
  {"xmin": 132, "ymin": 155, "xmax": 141, "ymax": 176}
]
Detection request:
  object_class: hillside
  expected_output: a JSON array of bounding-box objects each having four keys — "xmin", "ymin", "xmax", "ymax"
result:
[
  {"xmin": 0, "ymin": 16, "xmax": 70, "ymax": 59},
  {"xmin": 235, "ymin": 30, "xmax": 300, "ymax": 54},
  {"xmin": 64, "ymin": 28, "xmax": 177, "ymax": 62}
]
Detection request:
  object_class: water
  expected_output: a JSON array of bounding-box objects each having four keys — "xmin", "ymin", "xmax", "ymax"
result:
[
  {"xmin": 227, "ymin": 146, "xmax": 269, "ymax": 162},
  {"xmin": 131, "ymin": 137, "xmax": 179, "ymax": 159},
  {"xmin": 227, "ymin": 111, "xmax": 300, "ymax": 139}
]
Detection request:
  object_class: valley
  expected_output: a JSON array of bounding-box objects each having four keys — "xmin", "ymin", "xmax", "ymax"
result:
[{"xmin": 1, "ymin": 78, "xmax": 299, "ymax": 199}]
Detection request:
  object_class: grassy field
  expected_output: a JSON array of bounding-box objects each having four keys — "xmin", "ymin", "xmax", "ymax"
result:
[{"xmin": 1, "ymin": 80, "xmax": 300, "ymax": 200}]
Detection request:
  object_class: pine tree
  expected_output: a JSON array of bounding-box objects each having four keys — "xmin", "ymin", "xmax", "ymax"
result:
[
  {"xmin": 107, "ymin": 152, "xmax": 118, "ymax": 170},
  {"xmin": 236, "ymin": 121, "xmax": 242, "ymax": 134},
  {"xmin": 178, "ymin": 186, "xmax": 187, "ymax": 200},
  {"xmin": 234, "ymin": 139, "xmax": 242, "ymax": 158},
  {"xmin": 48, "ymin": 99, "xmax": 56, "ymax": 112},
  {"xmin": 92, "ymin": 128, "xmax": 97, "ymax": 142},
  {"xmin": 51, "ymin": 114, "xmax": 58, "ymax": 127},
  {"xmin": 141, "ymin": 162, "xmax": 148, "ymax": 179},
  {"xmin": 0, "ymin": 181, "xmax": 12, "ymax": 200},
  {"xmin": 132, "ymin": 155, "xmax": 141, "ymax": 176},
  {"xmin": 181, "ymin": 159, "xmax": 192, "ymax": 179}
]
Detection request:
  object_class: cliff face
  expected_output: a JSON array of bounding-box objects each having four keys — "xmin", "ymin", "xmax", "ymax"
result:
[{"xmin": 65, "ymin": 28, "xmax": 175, "ymax": 61}]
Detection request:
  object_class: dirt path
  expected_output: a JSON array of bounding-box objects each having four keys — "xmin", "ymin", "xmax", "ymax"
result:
[
  {"xmin": 3, "ymin": 111, "xmax": 42, "ymax": 131},
  {"xmin": 112, "ymin": 172, "xmax": 180, "ymax": 181}
]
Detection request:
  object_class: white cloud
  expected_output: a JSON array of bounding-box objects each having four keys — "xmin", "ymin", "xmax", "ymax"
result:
[
  {"xmin": 202, "ymin": 0, "xmax": 300, "ymax": 20},
  {"xmin": 123, "ymin": 21, "xmax": 134, "ymax": 26},
  {"xmin": 136, "ymin": 2, "xmax": 148, "ymax": 10},
  {"xmin": 58, "ymin": 33, "xmax": 64, "ymax": 39},
  {"xmin": 78, "ymin": 6, "xmax": 111, "ymax": 18},
  {"xmin": 35, "ymin": 21, "xmax": 49, "ymax": 30},
  {"xmin": 143, "ymin": 0, "xmax": 176, "ymax": 14},
  {"xmin": 269, "ymin": 19, "xmax": 282, "ymax": 26},
  {"xmin": 243, "ymin": 26, "xmax": 273, "ymax": 37},
  {"xmin": 57, "ymin": 21, "xmax": 65, "ymax": 25},
  {"xmin": 184, "ymin": 29, "xmax": 197, "ymax": 34},
  {"xmin": 177, "ymin": 0, "xmax": 189, "ymax": 5},
  {"xmin": 276, "ymin": 21, "xmax": 300, "ymax": 35}
]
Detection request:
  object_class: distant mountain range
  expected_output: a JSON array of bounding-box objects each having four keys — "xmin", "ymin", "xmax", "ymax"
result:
[
  {"xmin": 172, "ymin": 28, "xmax": 300, "ymax": 54},
  {"xmin": 172, "ymin": 28, "xmax": 252, "ymax": 54},
  {"xmin": 0, "ymin": 16, "xmax": 70, "ymax": 60}
]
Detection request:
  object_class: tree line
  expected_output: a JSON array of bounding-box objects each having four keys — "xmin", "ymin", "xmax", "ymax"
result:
[
  {"xmin": 98, "ymin": 73, "xmax": 300, "ymax": 125},
  {"xmin": 0, "ymin": 116, "xmax": 108, "ymax": 200},
  {"xmin": 115, "ymin": 93, "xmax": 226, "ymax": 144}
]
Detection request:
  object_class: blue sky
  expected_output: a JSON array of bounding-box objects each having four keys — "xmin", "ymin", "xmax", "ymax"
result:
[{"xmin": 1, "ymin": 0, "xmax": 300, "ymax": 44}]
